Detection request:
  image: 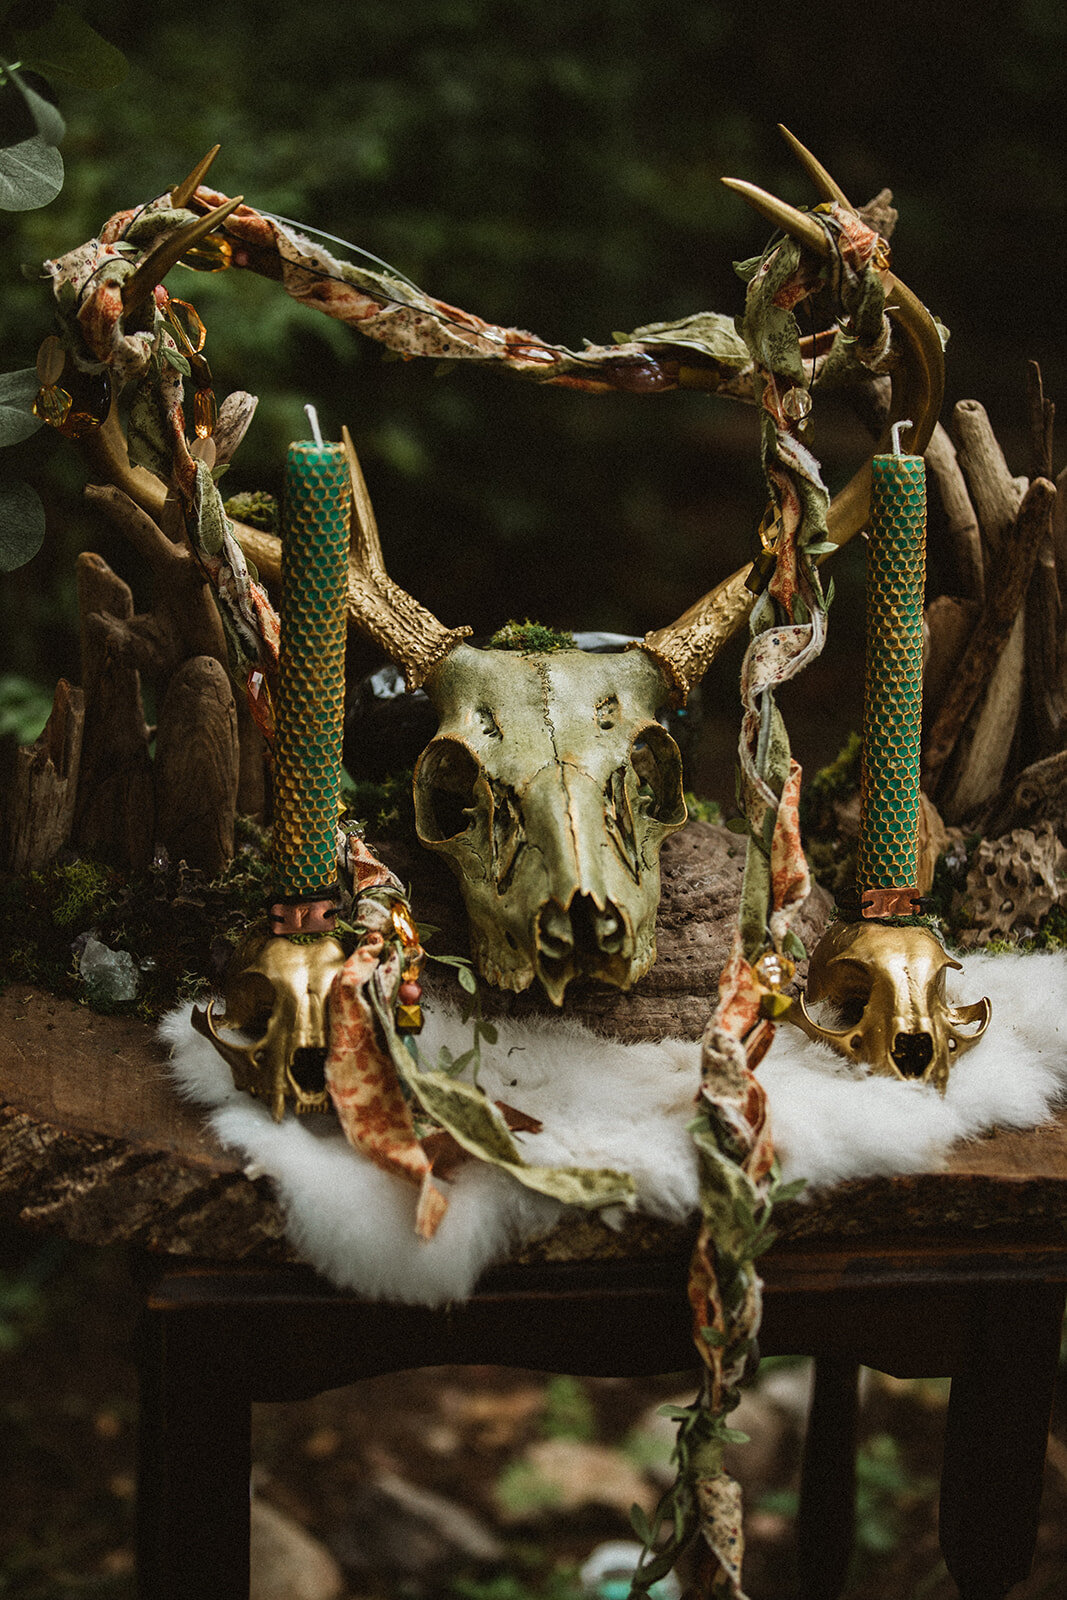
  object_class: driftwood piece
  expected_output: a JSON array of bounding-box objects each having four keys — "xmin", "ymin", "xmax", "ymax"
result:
[
  {"xmin": 922, "ymin": 478, "xmax": 1055, "ymax": 798},
  {"xmin": 924, "ymin": 424, "xmax": 984, "ymax": 603},
  {"xmin": 984, "ymin": 749, "xmax": 1067, "ymax": 840},
  {"xmin": 84, "ymin": 484, "xmax": 229, "ymax": 681},
  {"xmin": 72, "ymin": 552, "xmax": 154, "ymax": 870},
  {"xmin": 1055, "ymin": 464, "xmax": 1067, "ymax": 607},
  {"xmin": 85, "ymin": 483, "xmax": 267, "ymax": 848},
  {"xmin": 938, "ymin": 611, "xmax": 1026, "ymax": 822},
  {"xmin": 1, "ymin": 679, "xmax": 85, "ymax": 875},
  {"xmin": 1025, "ymin": 504, "xmax": 1065, "ymax": 761},
  {"xmin": 236, "ymin": 697, "xmax": 267, "ymax": 822},
  {"xmin": 916, "ymin": 791, "xmax": 950, "ymax": 895},
  {"xmin": 950, "ymin": 400, "xmax": 1027, "ymax": 562},
  {"xmin": 1027, "ymin": 361, "xmax": 1055, "ymax": 483},
  {"xmin": 923, "ymin": 595, "xmax": 981, "ymax": 724},
  {"xmin": 154, "ymin": 655, "xmax": 239, "ymax": 873}
]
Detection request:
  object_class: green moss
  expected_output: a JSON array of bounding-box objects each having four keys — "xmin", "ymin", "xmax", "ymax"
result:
[
  {"xmin": 800, "ymin": 731, "xmax": 862, "ymax": 836},
  {"xmin": 0, "ymin": 827, "xmax": 274, "ymax": 1020},
  {"xmin": 341, "ymin": 767, "xmax": 416, "ymax": 842},
  {"xmin": 488, "ymin": 619, "xmax": 576, "ymax": 654},
  {"xmin": 223, "ymin": 490, "xmax": 279, "ymax": 533},
  {"xmin": 49, "ymin": 860, "xmax": 116, "ymax": 928},
  {"xmin": 684, "ymin": 791, "xmax": 723, "ymax": 827}
]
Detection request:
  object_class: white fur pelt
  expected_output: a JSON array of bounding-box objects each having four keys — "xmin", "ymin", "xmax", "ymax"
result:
[{"xmin": 161, "ymin": 951, "xmax": 1067, "ymax": 1306}]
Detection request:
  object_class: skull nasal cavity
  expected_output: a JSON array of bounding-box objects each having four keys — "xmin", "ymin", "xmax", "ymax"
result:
[
  {"xmin": 538, "ymin": 896, "xmax": 626, "ymax": 961},
  {"xmin": 891, "ymin": 1031, "xmax": 935, "ymax": 1077}
]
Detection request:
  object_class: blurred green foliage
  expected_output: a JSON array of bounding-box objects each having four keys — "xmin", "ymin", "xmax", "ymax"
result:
[{"xmin": 0, "ymin": 1, "xmax": 1062, "ymax": 793}]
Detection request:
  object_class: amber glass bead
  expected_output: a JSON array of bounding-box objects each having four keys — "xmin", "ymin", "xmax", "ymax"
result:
[
  {"xmin": 33, "ymin": 384, "xmax": 73, "ymax": 429},
  {"xmin": 180, "ymin": 234, "xmax": 233, "ymax": 272},
  {"xmin": 193, "ymin": 387, "xmax": 218, "ymax": 438},
  {"xmin": 754, "ymin": 949, "xmax": 795, "ymax": 992},
  {"xmin": 167, "ymin": 297, "xmax": 207, "ymax": 355},
  {"xmin": 39, "ymin": 369, "xmax": 111, "ymax": 438}
]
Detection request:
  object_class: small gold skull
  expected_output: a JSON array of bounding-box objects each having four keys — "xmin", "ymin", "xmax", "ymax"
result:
[
  {"xmin": 788, "ymin": 922, "xmax": 991, "ymax": 1093},
  {"xmin": 192, "ymin": 923, "xmax": 347, "ymax": 1119}
]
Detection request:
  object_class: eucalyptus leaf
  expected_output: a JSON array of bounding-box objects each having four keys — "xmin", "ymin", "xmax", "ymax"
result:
[
  {"xmin": 13, "ymin": 6, "xmax": 127, "ymax": 89},
  {"xmin": 0, "ymin": 368, "xmax": 42, "ymax": 445},
  {"xmin": 629, "ymin": 310, "xmax": 749, "ymax": 367},
  {"xmin": 0, "ymin": 134, "xmax": 62, "ymax": 210},
  {"xmin": 162, "ymin": 346, "xmax": 191, "ymax": 378},
  {"xmin": 0, "ymin": 62, "xmax": 65, "ymax": 145},
  {"xmin": 0, "ymin": 476, "xmax": 45, "ymax": 571}
]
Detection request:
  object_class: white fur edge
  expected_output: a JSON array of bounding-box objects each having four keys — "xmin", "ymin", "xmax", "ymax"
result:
[{"xmin": 160, "ymin": 951, "xmax": 1067, "ymax": 1305}]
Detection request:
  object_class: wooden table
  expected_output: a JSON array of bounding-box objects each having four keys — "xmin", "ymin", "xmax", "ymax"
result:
[{"xmin": 3, "ymin": 984, "xmax": 1067, "ymax": 1600}]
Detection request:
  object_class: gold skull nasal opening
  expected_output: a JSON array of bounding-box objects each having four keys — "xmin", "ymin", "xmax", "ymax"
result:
[
  {"xmin": 288, "ymin": 1045, "xmax": 328, "ymax": 1097},
  {"xmin": 890, "ymin": 1030, "xmax": 935, "ymax": 1078}
]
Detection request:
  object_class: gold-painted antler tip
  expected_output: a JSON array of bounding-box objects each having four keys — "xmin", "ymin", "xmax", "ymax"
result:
[
  {"xmin": 121, "ymin": 194, "xmax": 244, "ymax": 312},
  {"xmin": 170, "ymin": 143, "xmax": 222, "ymax": 208},
  {"xmin": 720, "ymin": 176, "xmax": 831, "ymax": 259},
  {"xmin": 776, "ymin": 125, "xmax": 853, "ymax": 209}
]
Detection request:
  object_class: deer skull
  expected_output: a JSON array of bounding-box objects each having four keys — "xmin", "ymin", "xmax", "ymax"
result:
[
  {"xmin": 789, "ymin": 922, "xmax": 991, "ymax": 1092},
  {"xmin": 414, "ymin": 643, "xmax": 686, "ymax": 1003}
]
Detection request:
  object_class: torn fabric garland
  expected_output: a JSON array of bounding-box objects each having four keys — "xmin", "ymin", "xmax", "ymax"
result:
[{"xmin": 630, "ymin": 211, "xmax": 889, "ymax": 1600}]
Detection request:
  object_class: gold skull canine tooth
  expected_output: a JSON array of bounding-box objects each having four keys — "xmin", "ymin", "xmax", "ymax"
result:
[{"xmin": 191, "ymin": 923, "xmax": 347, "ymax": 1119}]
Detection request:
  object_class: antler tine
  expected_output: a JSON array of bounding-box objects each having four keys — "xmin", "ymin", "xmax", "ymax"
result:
[
  {"xmin": 643, "ymin": 167, "xmax": 945, "ymax": 702},
  {"xmin": 121, "ymin": 195, "xmax": 244, "ymax": 313},
  {"xmin": 170, "ymin": 143, "xmax": 221, "ymax": 208},
  {"xmin": 341, "ymin": 425, "xmax": 385, "ymax": 571},
  {"xmin": 720, "ymin": 177, "xmax": 831, "ymax": 258},
  {"xmin": 340, "ymin": 425, "xmax": 472, "ymax": 690},
  {"xmin": 776, "ymin": 124, "xmax": 853, "ymax": 208}
]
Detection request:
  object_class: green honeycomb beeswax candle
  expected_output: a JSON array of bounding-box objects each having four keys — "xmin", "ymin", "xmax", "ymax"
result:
[
  {"xmin": 856, "ymin": 449, "xmax": 926, "ymax": 894},
  {"xmin": 272, "ymin": 438, "xmax": 350, "ymax": 900}
]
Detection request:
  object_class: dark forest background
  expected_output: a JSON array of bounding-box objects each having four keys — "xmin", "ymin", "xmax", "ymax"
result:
[{"xmin": 1, "ymin": 0, "xmax": 1064, "ymax": 800}]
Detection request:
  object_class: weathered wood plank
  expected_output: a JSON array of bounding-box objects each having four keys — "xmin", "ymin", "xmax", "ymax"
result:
[{"xmin": 3, "ymin": 981, "xmax": 1067, "ymax": 1266}]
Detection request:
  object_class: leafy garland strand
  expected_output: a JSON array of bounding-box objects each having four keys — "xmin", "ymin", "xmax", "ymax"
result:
[{"xmin": 631, "ymin": 207, "xmax": 888, "ymax": 1599}]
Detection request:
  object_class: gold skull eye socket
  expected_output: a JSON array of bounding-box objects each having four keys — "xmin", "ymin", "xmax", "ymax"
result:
[
  {"xmin": 226, "ymin": 970, "xmax": 277, "ymax": 1038},
  {"xmin": 416, "ymin": 738, "xmax": 482, "ymax": 841},
  {"xmin": 821, "ymin": 958, "xmax": 873, "ymax": 1031},
  {"xmin": 629, "ymin": 724, "xmax": 685, "ymax": 827}
]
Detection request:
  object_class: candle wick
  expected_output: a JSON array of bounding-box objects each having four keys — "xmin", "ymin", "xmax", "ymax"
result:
[
  {"xmin": 890, "ymin": 418, "xmax": 913, "ymax": 456},
  {"xmin": 304, "ymin": 403, "xmax": 325, "ymax": 449}
]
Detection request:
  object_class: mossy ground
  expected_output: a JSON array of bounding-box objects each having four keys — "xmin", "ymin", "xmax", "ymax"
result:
[{"xmin": 0, "ymin": 818, "xmax": 272, "ymax": 1021}]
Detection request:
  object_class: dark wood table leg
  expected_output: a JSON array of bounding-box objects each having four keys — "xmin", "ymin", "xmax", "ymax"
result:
[
  {"xmin": 136, "ymin": 1301, "xmax": 252, "ymax": 1600},
  {"xmin": 796, "ymin": 1356, "xmax": 860, "ymax": 1600},
  {"xmin": 939, "ymin": 1281, "xmax": 1065, "ymax": 1600}
]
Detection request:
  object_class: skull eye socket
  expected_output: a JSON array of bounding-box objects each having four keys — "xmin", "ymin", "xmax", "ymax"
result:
[
  {"xmin": 824, "ymin": 958, "xmax": 873, "ymax": 1030},
  {"xmin": 416, "ymin": 738, "xmax": 482, "ymax": 842},
  {"xmin": 630, "ymin": 723, "xmax": 685, "ymax": 827},
  {"xmin": 226, "ymin": 970, "xmax": 276, "ymax": 1038}
]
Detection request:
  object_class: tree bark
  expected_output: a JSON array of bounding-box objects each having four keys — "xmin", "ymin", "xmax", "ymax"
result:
[
  {"xmin": 154, "ymin": 656, "xmax": 239, "ymax": 874},
  {"xmin": 922, "ymin": 479, "xmax": 1054, "ymax": 798},
  {"xmin": 938, "ymin": 611, "xmax": 1026, "ymax": 823},
  {"xmin": 1, "ymin": 678, "xmax": 85, "ymax": 875},
  {"xmin": 925, "ymin": 424, "xmax": 984, "ymax": 604},
  {"xmin": 950, "ymin": 399, "xmax": 1027, "ymax": 563},
  {"xmin": 72, "ymin": 552, "xmax": 154, "ymax": 870}
]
